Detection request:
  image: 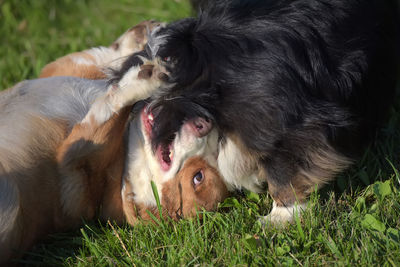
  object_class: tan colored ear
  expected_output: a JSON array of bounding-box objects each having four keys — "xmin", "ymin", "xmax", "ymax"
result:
[
  {"xmin": 121, "ymin": 179, "xmax": 139, "ymax": 225},
  {"xmin": 161, "ymin": 178, "xmax": 182, "ymax": 221}
]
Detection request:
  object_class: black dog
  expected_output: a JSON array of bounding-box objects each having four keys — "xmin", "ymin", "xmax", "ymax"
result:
[{"xmin": 112, "ymin": 0, "xmax": 398, "ymax": 223}]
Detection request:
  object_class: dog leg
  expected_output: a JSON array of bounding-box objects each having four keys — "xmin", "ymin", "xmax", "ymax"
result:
[
  {"xmin": 259, "ymin": 201, "xmax": 306, "ymax": 226},
  {"xmin": 259, "ymin": 138, "xmax": 351, "ymax": 225},
  {"xmin": 258, "ymin": 177, "xmax": 309, "ymax": 226},
  {"xmin": 59, "ymin": 62, "xmax": 167, "ymax": 168},
  {"xmin": 82, "ymin": 63, "xmax": 167, "ymax": 126},
  {"xmin": 56, "ymin": 63, "xmax": 166, "ymax": 222}
]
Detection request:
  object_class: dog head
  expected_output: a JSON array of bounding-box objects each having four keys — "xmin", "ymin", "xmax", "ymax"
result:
[
  {"xmin": 118, "ymin": 60, "xmax": 227, "ymax": 222},
  {"xmin": 122, "ymin": 107, "xmax": 228, "ymax": 221}
]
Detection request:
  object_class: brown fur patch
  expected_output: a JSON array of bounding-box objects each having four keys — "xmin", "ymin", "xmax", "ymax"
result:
[
  {"xmin": 268, "ymin": 142, "xmax": 352, "ymax": 207},
  {"xmin": 161, "ymin": 157, "xmax": 229, "ymax": 220},
  {"xmin": 39, "ymin": 52, "xmax": 106, "ymax": 79},
  {"xmin": 120, "ymin": 157, "xmax": 229, "ymax": 224},
  {"xmin": 121, "ymin": 177, "xmax": 139, "ymax": 225},
  {"xmin": 99, "ymin": 146, "xmax": 125, "ymax": 224},
  {"xmin": 56, "ymin": 106, "xmax": 131, "ymax": 221}
]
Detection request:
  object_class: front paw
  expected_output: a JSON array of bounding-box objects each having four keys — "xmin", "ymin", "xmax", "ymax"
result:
[
  {"xmin": 138, "ymin": 63, "xmax": 169, "ymax": 83},
  {"xmin": 258, "ymin": 201, "xmax": 306, "ymax": 227},
  {"xmin": 113, "ymin": 60, "xmax": 169, "ymax": 107}
]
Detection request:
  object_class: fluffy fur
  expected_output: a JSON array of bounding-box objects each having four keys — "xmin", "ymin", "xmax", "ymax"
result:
[
  {"xmin": 0, "ymin": 67, "xmax": 228, "ymax": 263},
  {"xmin": 0, "ymin": 25, "xmax": 228, "ymax": 262},
  {"xmin": 111, "ymin": 0, "xmax": 398, "ymax": 223}
]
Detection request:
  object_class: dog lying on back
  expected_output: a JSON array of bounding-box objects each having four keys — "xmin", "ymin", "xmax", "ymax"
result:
[{"xmin": 0, "ymin": 23, "xmax": 228, "ymax": 263}]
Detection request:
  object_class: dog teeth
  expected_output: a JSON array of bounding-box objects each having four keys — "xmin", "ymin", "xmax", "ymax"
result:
[
  {"xmin": 169, "ymin": 149, "xmax": 174, "ymax": 159},
  {"xmin": 148, "ymin": 114, "xmax": 154, "ymax": 121}
]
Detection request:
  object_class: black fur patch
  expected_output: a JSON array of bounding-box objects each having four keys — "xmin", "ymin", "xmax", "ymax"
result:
[{"xmin": 108, "ymin": 49, "xmax": 151, "ymax": 85}]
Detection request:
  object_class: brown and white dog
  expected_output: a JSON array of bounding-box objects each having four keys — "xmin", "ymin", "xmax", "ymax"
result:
[{"xmin": 0, "ymin": 25, "xmax": 228, "ymax": 263}]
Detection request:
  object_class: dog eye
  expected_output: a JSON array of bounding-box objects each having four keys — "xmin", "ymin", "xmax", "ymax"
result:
[
  {"xmin": 193, "ymin": 171, "xmax": 204, "ymax": 186},
  {"xmin": 163, "ymin": 56, "xmax": 171, "ymax": 62}
]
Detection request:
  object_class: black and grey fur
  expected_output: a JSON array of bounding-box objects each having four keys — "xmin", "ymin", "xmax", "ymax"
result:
[{"xmin": 111, "ymin": 0, "xmax": 398, "ymax": 222}]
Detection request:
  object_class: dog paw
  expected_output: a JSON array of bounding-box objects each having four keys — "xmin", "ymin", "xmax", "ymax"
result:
[
  {"xmin": 112, "ymin": 60, "xmax": 169, "ymax": 107},
  {"xmin": 258, "ymin": 201, "xmax": 306, "ymax": 227},
  {"xmin": 138, "ymin": 63, "xmax": 169, "ymax": 83}
]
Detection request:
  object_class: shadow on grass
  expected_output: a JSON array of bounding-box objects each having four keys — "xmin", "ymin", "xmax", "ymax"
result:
[{"xmin": 19, "ymin": 228, "xmax": 84, "ymax": 266}]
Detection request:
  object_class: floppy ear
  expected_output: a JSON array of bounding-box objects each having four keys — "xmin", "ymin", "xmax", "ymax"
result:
[{"xmin": 160, "ymin": 178, "xmax": 183, "ymax": 221}]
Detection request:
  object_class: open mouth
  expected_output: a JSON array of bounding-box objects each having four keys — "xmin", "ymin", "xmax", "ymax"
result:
[
  {"xmin": 141, "ymin": 107, "xmax": 174, "ymax": 172},
  {"xmin": 156, "ymin": 143, "xmax": 173, "ymax": 171}
]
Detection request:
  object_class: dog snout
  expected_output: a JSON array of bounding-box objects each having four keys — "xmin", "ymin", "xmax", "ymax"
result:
[{"xmin": 187, "ymin": 117, "xmax": 212, "ymax": 137}]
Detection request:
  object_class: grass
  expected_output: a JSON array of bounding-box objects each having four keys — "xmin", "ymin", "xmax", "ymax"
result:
[{"xmin": 1, "ymin": 0, "xmax": 400, "ymax": 265}]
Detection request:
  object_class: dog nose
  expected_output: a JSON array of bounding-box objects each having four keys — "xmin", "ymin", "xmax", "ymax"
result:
[{"xmin": 190, "ymin": 117, "xmax": 212, "ymax": 137}]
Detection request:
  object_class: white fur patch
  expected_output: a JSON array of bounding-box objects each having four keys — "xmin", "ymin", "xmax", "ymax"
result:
[
  {"xmin": 81, "ymin": 91, "xmax": 116, "ymax": 125},
  {"xmin": 71, "ymin": 56, "xmax": 95, "ymax": 66},
  {"xmin": 217, "ymin": 138, "xmax": 263, "ymax": 192},
  {"xmin": 82, "ymin": 64, "xmax": 163, "ymax": 125},
  {"xmin": 163, "ymin": 124, "xmax": 219, "ymax": 181},
  {"xmin": 125, "ymin": 118, "xmax": 163, "ymax": 207},
  {"xmin": 259, "ymin": 201, "xmax": 307, "ymax": 226},
  {"xmin": 86, "ymin": 47, "xmax": 122, "ymax": 67},
  {"xmin": 116, "ymin": 65, "xmax": 161, "ymax": 105}
]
